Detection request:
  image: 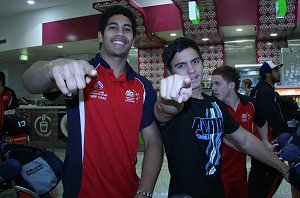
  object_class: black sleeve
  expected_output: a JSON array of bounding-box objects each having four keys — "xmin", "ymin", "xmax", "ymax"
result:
[
  {"xmin": 255, "ymin": 87, "xmax": 288, "ymax": 135},
  {"xmin": 251, "ymin": 98, "xmax": 267, "ymax": 127},
  {"xmin": 7, "ymin": 87, "xmax": 19, "ymax": 109}
]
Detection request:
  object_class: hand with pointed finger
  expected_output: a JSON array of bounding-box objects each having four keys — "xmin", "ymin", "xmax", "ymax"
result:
[
  {"xmin": 47, "ymin": 58, "xmax": 98, "ymax": 96},
  {"xmin": 160, "ymin": 74, "xmax": 192, "ymax": 103}
]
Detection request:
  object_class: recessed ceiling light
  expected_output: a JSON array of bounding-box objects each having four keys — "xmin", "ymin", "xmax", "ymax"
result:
[
  {"xmin": 270, "ymin": 33, "xmax": 278, "ymax": 37},
  {"xmin": 57, "ymin": 45, "xmax": 63, "ymax": 48},
  {"xmin": 27, "ymin": 0, "xmax": 35, "ymax": 5},
  {"xmin": 202, "ymin": 38, "xmax": 209, "ymax": 41},
  {"xmin": 170, "ymin": 33, "xmax": 177, "ymax": 37},
  {"xmin": 236, "ymin": 28, "xmax": 243, "ymax": 32}
]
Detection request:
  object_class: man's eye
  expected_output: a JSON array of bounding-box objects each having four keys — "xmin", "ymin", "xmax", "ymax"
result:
[
  {"xmin": 108, "ymin": 26, "xmax": 118, "ymax": 30},
  {"xmin": 123, "ymin": 27, "xmax": 132, "ymax": 32},
  {"xmin": 176, "ymin": 64, "xmax": 184, "ymax": 69},
  {"xmin": 192, "ymin": 59, "xmax": 200, "ymax": 64}
]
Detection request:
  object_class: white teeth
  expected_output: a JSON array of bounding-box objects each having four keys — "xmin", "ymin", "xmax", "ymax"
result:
[{"xmin": 113, "ymin": 41, "xmax": 124, "ymax": 45}]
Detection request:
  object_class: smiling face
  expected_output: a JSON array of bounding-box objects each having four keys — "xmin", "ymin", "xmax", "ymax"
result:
[
  {"xmin": 170, "ymin": 47, "xmax": 204, "ymax": 91},
  {"xmin": 98, "ymin": 14, "xmax": 134, "ymax": 58}
]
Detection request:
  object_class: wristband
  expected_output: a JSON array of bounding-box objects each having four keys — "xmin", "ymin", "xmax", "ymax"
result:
[{"xmin": 136, "ymin": 189, "xmax": 153, "ymax": 197}]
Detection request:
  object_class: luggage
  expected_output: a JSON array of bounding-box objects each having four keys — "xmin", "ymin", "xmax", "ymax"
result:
[{"xmin": 1, "ymin": 143, "xmax": 63, "ymax": 196}]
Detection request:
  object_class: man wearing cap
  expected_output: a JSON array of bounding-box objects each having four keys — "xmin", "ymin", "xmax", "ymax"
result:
[{"xmin": 249, "ymin": 60, "xmax": 288, "ymax": 197}]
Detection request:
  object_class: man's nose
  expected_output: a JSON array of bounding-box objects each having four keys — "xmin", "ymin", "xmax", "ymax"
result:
[
  {"xmin": 116, "ymin": 27, "xmax": 125, "ymax": 36},
  {"xmin": 187, "ymin": 64, "xmax": 195, "ymax": 73}
]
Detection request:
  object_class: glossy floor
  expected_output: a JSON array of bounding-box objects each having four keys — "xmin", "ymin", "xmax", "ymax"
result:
[{"xmin": 55, "ymin": 151, "xmax": 292, "ymax": 198}]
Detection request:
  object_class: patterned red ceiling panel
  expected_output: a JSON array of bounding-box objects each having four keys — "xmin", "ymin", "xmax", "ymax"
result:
[
  {"xmin": 171, "ymin": 0, "xmax": 223, "ymax": 44},
  {"xmin": 257, "ymin": 0, "xmax": 298, "ymax": 40},
  {"xmin": 93, "ymin": 0, "xmax": 164, "ymax": 48}
]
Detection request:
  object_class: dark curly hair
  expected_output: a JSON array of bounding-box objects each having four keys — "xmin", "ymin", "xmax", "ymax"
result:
[{"xmin": 98, "ymin": 5, "xmax": 137, "ymax": 37}]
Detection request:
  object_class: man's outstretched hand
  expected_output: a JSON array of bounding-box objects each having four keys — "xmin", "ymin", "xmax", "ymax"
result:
[{"xmin": 160, "ymin": 74, "xmax": 192, "ymax": 103}]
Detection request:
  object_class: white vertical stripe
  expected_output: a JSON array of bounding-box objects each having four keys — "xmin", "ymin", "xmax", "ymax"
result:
[
  {"xmin": 78, "ymin": 90, "xmax": 85, "ymax": 161},
  {"xmin": 134, "ymin": 77, "xmax": 146, "ymax": 103}
]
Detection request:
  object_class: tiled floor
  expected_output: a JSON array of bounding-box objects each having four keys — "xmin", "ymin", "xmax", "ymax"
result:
[{"xmin": 55, "ymin": 151, "xmax": 292, "ymax": 198}]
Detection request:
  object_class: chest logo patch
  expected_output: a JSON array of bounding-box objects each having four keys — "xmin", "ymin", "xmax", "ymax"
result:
[
  {"xmin": 94, "ymin": 81, "xmax": 104, "ymax": 90},
  {"xmin": 241, "ymin": 113, "xmax": 251, "ymax": 122},
  {"xmin": 89, "ymin": 80, "xmax": 108, "ymax": 100},
  {"xmin": 125, "ymin": 89, "xmax": 140, "ymax": 103}
]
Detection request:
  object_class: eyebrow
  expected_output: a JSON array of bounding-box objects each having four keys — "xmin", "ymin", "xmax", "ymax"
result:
[{"xmin": 107, "ymin": 22, "xmax": 132, "ymax": 28}]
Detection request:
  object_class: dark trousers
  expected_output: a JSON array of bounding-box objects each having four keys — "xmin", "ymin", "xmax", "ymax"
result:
[{"xmin": 248, "ymin": 158, "xmax": 283, "ymax": 198}]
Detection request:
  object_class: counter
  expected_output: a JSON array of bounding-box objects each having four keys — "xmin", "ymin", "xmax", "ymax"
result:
[{"xmin": 17, "ymin": 105, "xmax": 67, "ymax": 150}]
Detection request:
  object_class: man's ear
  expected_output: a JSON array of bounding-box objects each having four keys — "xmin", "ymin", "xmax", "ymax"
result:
[
  {"xmin": 98, "ymin": 32, "xmax": 103, "ymax": 43},
  {"xmin": 229, "ymin": 82, "xmax": 235, "ymax": 90},
  {"xmin": 265, "ymin": 73, "xmax": 271, "ymax": 78}
]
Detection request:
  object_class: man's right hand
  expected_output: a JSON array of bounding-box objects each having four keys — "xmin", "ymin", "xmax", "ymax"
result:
[
  {"xmin": 160, "ymin": 74, "xmax": 192, "ymax": 103},
  {"xmin": 47, "ymin": 58, "xmax": 98, "ymax": 96}
]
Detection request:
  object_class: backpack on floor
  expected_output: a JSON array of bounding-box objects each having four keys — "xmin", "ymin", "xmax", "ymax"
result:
[{"xmin": 1, "ymin": 143, "xmax": 63, "ymax": 196}]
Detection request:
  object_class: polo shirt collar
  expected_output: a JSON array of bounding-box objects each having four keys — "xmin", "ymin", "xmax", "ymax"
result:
[{"xmin": 95, "ymin": 53, "xmax": 135, "ymax": 80}]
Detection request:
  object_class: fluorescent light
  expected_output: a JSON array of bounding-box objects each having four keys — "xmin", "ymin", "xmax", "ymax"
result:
[
  {"xmin": 236, "ymin": 28, "xmax": 243, "ymax": 32},
  {"xmin": 202, "ymin": 38, "xmax": 209, "ymax": 41},
  {"xmin": 224, "ymin": 39, "xmax": 255, "ymax": 44},
  {"xmin": 57, "ymin": 45, "xmax": 63, "ymax": 48},
  {"xmin": 235, "ymin": 64, "xmax": 262, "ymax": 68},
  {"xmin": 27, "ymin": 0, "xmax": 35, "ymax": 5},
  {"xmin": 270, "ymin": 33, "xmax": 278, "ymax": 37},
  {"xmin": 170, "ymin": 33, "xmax": 177, "ymax": 37}
]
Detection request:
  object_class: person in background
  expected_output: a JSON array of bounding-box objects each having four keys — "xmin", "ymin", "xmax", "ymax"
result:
[
  {"xmin": 249, "ymin": 60, "xmax": 289, "ymax": 198},
  {"xmin": 0, "ymin": 71, "xmax": 19, "ymax": 130},
  {"xmin": 241, "ymin": 78, "xmax": 252, "ymax": 96},
  {"xmin": 22, "ymin": 5, "xmax": 163, "ymax": 198},
  {"xmin": 154, "ymin": 37, "xmax": 290, "ymax": 197},
  {"xmin": 211, "ymin": 66, "xmax": 273, "ymax": 198}
]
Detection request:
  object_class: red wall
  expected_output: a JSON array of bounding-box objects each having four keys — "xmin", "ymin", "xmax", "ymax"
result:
[{"xmin": 42, "ymin": 1, "xmax": 299, "ymax": 45}]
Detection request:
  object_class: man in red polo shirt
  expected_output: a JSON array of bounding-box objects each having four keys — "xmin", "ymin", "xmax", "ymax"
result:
[
  {"xmin": 0, "ymin": 71, "xmax": 19, "ymax": 130},
  {"xmin": 23, "ymin": 5, "xmax": 163, "ymax": 198},
  {"xmin": 212, "ymin": 66, "xmax": 273, "ymax": 198}
]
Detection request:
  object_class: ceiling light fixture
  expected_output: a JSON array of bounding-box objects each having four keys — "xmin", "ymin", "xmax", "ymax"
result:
[
  {"xmin": 235, "ymin": 64, "xmax": 262, "ymax": 68},
  {"xmin": 202, "ymin": 38, "xmax": 209, "ymax": 41},
  {"xmin": 270, "ymin": 33, "xmax": 278, "ymax": 37},
  {"xmin": 236, "ymin": 28, "xmax": 243, "ymax": 32},
  {"xmin": 57, "ymin": 45, "xmax": 63, "ymax": 48},
  {"xmin": 170, "ymin": 33, "xmax": 177, "ymax": 37},
  {"xmin": 27, "ymin": 0, "xmax": 35, "ymax": 5}
]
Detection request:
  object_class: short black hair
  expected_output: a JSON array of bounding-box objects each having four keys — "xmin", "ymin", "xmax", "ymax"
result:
[
  {"xmin": 0, "ymin": 71, "xmax": 5, "ymax": 86},
  {"xmin": 212, "ymin": 66, "xmax": 240, "ymax": 91},
  {"xmin": 98, "ymin": 5, "xmax": 137, "ymax": 37},
  {"xmin": 162, "ymin": 37, "xmax": 204, "ymax": 74}
]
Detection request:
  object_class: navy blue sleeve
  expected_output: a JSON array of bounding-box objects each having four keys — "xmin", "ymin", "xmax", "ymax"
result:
[
  {"xmin": 140, "ymin": 79, "xmax": 156, "ymax": 130},
  {"xmin": 6, "ymin": 87, "xmax": 19, "ymax": 109}
]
